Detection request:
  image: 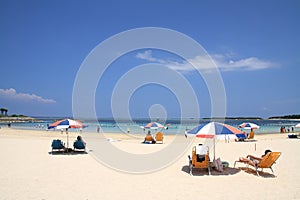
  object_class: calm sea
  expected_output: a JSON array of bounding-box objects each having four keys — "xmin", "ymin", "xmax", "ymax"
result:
[{"xmin": 2, "ymin": 117, "xmax": 300, "ymax": 135}]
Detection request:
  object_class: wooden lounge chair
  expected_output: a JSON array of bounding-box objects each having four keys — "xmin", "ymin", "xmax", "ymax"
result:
[
  {"xmin": 51, "ymin": 139, "xmax": 65, "ymax": 153},
  {"xmin": 234, "ymin": 152, "xmax": 281, "ymax": 176},
  {"xmin": 188, "ymin": 145, "xmax": 211, "ymax": 175},
  {"xmin": 155, "ymin": 132, "xmax": 164, "ymax": 143}
]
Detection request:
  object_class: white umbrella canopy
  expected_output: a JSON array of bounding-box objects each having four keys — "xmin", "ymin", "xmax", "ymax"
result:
[{"xmin": 295, "ymin": 123, "xmax": 300, "ymax": 128}]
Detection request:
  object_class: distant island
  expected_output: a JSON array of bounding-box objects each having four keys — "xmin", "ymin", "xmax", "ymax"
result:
[
  {"xmin": 203, "ymin": 115, "xmax": 300, "ymax": 120},
  {"xmin": 0, "ymin": 115, "xmax": 41, "ymax": 123},
  {"xmin": 268, "ymin": 114, "xmax": 300, "ymax": 119},
  {"xmin": 202, "ymin": 117, "xmax": 263, "ymax": 120},
  {"xmin": 0, "ymin": 107, "xmax": 40, "ymax": 123}
]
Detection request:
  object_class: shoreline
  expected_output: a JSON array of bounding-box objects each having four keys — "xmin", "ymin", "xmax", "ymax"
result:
[
  {"xmin": 3, "ymin": 126, "xmax": 294, "ymax": 136},
  {"xmin": 3, "ymin": 117, "xmax": 300, "ymax": 136}
]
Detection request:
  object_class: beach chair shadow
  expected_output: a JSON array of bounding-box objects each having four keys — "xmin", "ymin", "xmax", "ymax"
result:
[
  {"xmin": 236, "ymin": 139, "xmax": 257, "ymax": 142},
  {"xmin": 237, "ymin": 167, "xmax": 276, "ymax": 178},
  {"xmin": 182, "ymin": 165, "xmax": 240, "ymax": 176},
  {"xmin": 182, "ymin": 165, "xmax": 209, "ymax": 176},
  {"xmin": 49, "ymin": 149, "xmax": 88, "ymax": 155}
]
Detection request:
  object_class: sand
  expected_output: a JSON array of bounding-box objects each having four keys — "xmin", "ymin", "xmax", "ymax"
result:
[{"xmin": 0, "ymin": 127, "xmax": 299, "ymax": 200}]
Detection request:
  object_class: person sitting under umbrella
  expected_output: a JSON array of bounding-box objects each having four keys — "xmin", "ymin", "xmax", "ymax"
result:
[
  {"xmin": 247, "ymin": 128, "xmax": 255, "ymax": 139},
  {"xmin": 76, "ymin": 135, "xmax": 86, "ymax": 145},
  {"xmin": 143, "ymin": 130, "xmax": 156, "ymax": 144}
]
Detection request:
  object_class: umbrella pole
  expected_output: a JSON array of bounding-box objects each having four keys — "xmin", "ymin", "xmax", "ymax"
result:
[
  {"xmin": 213, "ymin": 137, "xmax": 216, "ymax": 161},
  {"xmin": 66, "ymin": 128, "xmax": 69, "ymax": 150},
  {"xmin": 67, "ymin": 133, "xmax": 69, "ymax": 149}
]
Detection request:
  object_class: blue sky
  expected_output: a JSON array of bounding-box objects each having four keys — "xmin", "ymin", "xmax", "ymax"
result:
[{"xmin": 0, "ymin": 0, "xmax": 299, "ymax": 119}]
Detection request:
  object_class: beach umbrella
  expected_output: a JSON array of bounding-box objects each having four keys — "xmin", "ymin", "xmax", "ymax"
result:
[
  {"xmin": 143, "ymin": 122, "xmax": 165, "ymax": 130},
  {"xmin": 295, "ymin": 123, "xmax": 300, "ymax": 128},
  {"xmin": 48, "ymin": 118, "xmax": 87, "ymax": 129},
  {"xmin": 185, "ymin": 122, "xmax": 243, "ymax": 160},
  {"xmin": 238, "ymin": 122, "xmax": 260, "ymax": 130},
  {"xmin": 48, "ymin": 119, "xmax": 87, "ymax": 148}
]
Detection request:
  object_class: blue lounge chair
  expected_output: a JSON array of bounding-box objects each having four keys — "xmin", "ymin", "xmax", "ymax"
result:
[
  {"xmin": 51, "ymin": 139, "xmax": 65, "ymax": 153},
  {"xmin": 235, "ymin": 133, "xmax": 247, "ymax": 141},
  {"xmin": 73, "ymin": 140, "xmax": 86, "ymax": 151}
]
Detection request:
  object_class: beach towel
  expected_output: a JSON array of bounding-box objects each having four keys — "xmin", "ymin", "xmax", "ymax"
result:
[{"xmin": 214, "ymin": 158, "xmax": 223, "ymax": 172}]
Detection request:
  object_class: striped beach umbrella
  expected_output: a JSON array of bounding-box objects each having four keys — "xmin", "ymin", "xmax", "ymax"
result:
[
  {"xmin": 48, "ymin": 118, "xmax": 87, "ymax": 130},
  {"xmin": 185, "ymin": 122, "xmax": 243, "ymax": 160},
  {"xmin": 143, "ymin": 122, "xmax": 165, "ymax": 130},
  {"xmin": 186, "ymin": 122, "xmax": 242, "ymax": 140},
  {"xmin": 238, "ymin": 122, "xmax": 260, "ymax": 130}
]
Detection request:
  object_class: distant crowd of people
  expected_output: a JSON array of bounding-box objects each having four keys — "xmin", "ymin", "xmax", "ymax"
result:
[{"xmin": 280, "ymin": 126, "xmax": 294, "ymax": 133}]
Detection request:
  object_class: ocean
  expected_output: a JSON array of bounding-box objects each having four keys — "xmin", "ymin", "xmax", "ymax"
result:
[{"xmin": 1, "ymin": 117, "xmax": 299, "ymax": 135}]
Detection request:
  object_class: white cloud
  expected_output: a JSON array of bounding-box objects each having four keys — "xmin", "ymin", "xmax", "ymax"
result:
[
  {"xmin": 135, "ymin": 50, "xmax": 275, "ymax": 73},
  {"xmin": 0, "ymin": 88, "xmax": 56, "ymax": 104},
  {"xmin": 136, "ymin": 50, "xmax": 167, "ymax": 63}
]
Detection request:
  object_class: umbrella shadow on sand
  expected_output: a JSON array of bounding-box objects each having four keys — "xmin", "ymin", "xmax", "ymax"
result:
[
  {"xmin": 237, "ymin": 167, "xmax": 276, "ymax": 178},
  {"xmin": 181, "ymin": 165, "xmax": 240, "ymax": 176},
  {"xmin": 235, "ymin": 139, "xmax": 257, "ymax": 142},
  {"xmin": 49, "ymin": 149, "xmax": 88, "ymax": 155}
]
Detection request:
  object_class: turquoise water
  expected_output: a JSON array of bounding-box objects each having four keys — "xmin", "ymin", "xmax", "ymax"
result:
[{"xmin": 2, "ymin": 118, "xmax": 300, "ymax": 135}]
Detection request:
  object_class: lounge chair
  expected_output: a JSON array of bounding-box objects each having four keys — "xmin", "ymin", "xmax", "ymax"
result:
[
  {"xmin": 188, "ymin": 145, "xmax": 211, "ymax": 175},
  {"xmin": 234, "ymin": 152, "xmax": 281, "ymax": 176},
  {"xmin": 235, "ymin": 133, "xmax": 247, "ymax": 141},
  {"xmin": 235, "ymin": 132, "xmax": 255, "ymax": 142},
  {"xmin": 155, "ymin": 132, "xmax": 164, "ymax": 143},
  {"xmin": 51, "ymin": 139, "xmax": 65, "ymax": 153},
  {"xmin": 144, "ymin": 134, "xmax": 156, "ymax": 144},
  {"xmin": 73, "ymin": 140, "xmax": 86, "ymax": 151}
]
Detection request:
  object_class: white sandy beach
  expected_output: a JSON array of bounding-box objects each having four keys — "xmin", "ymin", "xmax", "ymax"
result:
[{"xmin": 0, "ymin": 127, "xmax": 299, "ymax": 200}]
